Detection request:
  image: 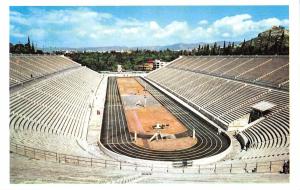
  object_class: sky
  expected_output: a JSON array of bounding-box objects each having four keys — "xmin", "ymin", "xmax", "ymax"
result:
[{"xmin": 10, "ymin": 6, "xmax": 289, "ymax": 48}]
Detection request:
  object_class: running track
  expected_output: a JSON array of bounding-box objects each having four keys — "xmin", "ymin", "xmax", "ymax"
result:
[{"xmin": 100, "ymin": 77, "xmax": 230, "ymax": 161}]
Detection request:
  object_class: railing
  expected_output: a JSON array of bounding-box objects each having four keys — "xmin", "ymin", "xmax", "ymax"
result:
[{"xmin": 10, "ymin": 142, "xmax": 288, "ymax": 174}]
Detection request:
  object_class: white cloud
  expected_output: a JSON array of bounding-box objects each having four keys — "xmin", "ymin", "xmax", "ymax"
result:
[
  {"xmin": 123, "ymin": 27, "xmax": 140, "ymax": 34},
  {"xmin": 10, "ymin": 11, "xmax": 30, "ymax": 25},
  {"xmin": 214, "ymin": 14, "xmax": 252, "ymax": 27},
  {"xmin": 149, "ymin": 21, "xmax": 160, "ymax": 31},
  {"xmin": 28, "ymin": 28, "xmax": 46, "ymax": 39},
  {"xmin": 10, "ymin": 25, "xmax": 26, "ymax": 38},
  {"xmin": 10, "ymin": 9, "xmax": 289, "ymax": 47},
  {"xmin": 222, "ymin": 33, "xmax": 230, "ymax": 37},
  {"xmin": 189, "ymin": 14, "xmax": 289, "ymax": 42},
  {"xmin": 209, "ymin": 14, "xmax": 289, "ymax": 38},
  {"xmin": 35, "ymin": 8, "xmax": 112, "ymax": 25},
  {"xmin": 198, "ymin": 20, "xmax": 208, "ymax": 25},
  {"xmin": 153, "ymin": 21, "xmax": 189, "ymax": 39},
  {"xmin": 116, "ymin": 18, "xmax": 145, "ymax": 27},
  {"xmin": 255, "ymin": 18, "xmax": 289, "ymax": 30}
]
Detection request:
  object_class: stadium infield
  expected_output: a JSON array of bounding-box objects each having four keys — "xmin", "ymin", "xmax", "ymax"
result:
[
  {"xmin": 100, "ymin": 77, "xmax": 230, "ymax": 161},
  {"xmin": 117, "ymin": 77, "xmax": 196, "ymax": 151}
]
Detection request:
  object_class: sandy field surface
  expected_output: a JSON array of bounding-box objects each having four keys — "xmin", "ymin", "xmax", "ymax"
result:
[
  {"xmin": 135, "ymin": 137, "xmax": 197, "ymax": 151},
  {"xmin": 117, "ymin": 77, "xmax": 196, "ymax": 150}
]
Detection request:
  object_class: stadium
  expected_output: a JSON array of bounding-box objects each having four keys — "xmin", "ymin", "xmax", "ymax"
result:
[{"xmin": 9, "ymin": 53, "xmax": 289, "ymax": 183}]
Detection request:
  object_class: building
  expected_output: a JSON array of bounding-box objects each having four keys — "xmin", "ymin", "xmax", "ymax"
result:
[
  {"xmin": 136, "ymin": 62, "xmax": 153, "ymax": 71},
  {"xmin": 117, "ymin": 65, "xmax": 122, "ymax": 72},
  {"xmin": 153, "ymin": 59, "xmax": 167, "ymax": 70}
]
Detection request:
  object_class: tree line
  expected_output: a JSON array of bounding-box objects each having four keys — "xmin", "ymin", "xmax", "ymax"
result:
[
  {"xmin": 185, "ymin": 29, "xmax": 288, "ymax": 56},
  {"xmin": 10, "ymin": 37, "xmax": 44, "ymax": 54},
  {"xmin": 65, "ymin": 49, "xmax": 180, "ymax": 71},
  {"xmin": 9, "ymin": 27, "xmax": 288, "ymax": 72}
]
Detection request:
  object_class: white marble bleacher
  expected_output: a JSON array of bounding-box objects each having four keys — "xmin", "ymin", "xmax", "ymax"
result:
[
  {"xmin": 238, "ymin": 57, "xmax": 288, "ymax": 83},
  {"xmin": 10, "ymin": 55, "xmax": 80, "ymax": 87},
  {"xmin": 146, "ymin": 55, "xmax": 289, "ymax": 165},
  {"xmin": 166, "ymin": 56, "xmax": 289, "ymax": 89},
  {"xmin": 10, "ymin": 56, "xmax": 108, "ymax": 159}
]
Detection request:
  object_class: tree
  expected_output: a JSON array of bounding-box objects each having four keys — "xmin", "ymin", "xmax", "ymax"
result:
[
  {"xmin": 25, "ymin": 36, "xmax": 32, "ymax": 54},
  {"xmin": 205, "ymin": 44, "xmax": 210, "ymax": 55},
  {"xmin": 265, "ymin": 30, "xmax": 272, "ymax": 54},
  {"xmin": 212, "ymin": 42, "xmax": 217, "ymax": 55},
  {"xmin": 279, "ymin": 30, "xmax": 285, "ymax": 54},
  {"xmin": 222, "ymin": 41, "xmax": 226, "ymax": 55},
  {"xmin": 227, "ymin": 42, "xmax": 231, "ymax": 55},
  {"xmin": 241, "ymin": 39, "xmax": 246, "ymax": 55},
  {"xmin": 217, "ymin": 45, "xmax": 221, "ymax": 55},
  {"xmin": 231, "ymin": 42, "xmax": 235, "ymax": 54},
  {"xmin": 27, "ymin": 36, "xmax": 31, "ymax": 46},
  {"xmin": 197, "ymin": 45, "xmax": 201, "ymax": 55},
  {"xmin": 248, "ymin": 39, "xmax": 253, "ymax": 55},
  {"xmin": 31, "ymin": 43, "xmax": 35, "ymax": 54}
]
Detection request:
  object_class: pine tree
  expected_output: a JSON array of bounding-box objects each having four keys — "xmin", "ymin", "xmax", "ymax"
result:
[
  {"xmin": 227, "ymin": 42, "xmax": 231, "ymax": 55},
  {"xmin": 212, "ymin": 42, "xmax": 217, "ymax": 55},
  {"xmin": 265, "ymin": 30, "xmax": 272, "ymax": 54},
  {"xmin": 201, "ymin": 45, "xmax": 204, "ymax": 55},
  {"xmin": 197, "ymin": 45, "xmax": 201, "ymax": 55},
  {"xmin": 27, "ymin": 36, "xmax": 31, "ymax": 46},
  {"xmin": 279, "ymin": 30, "xmax": 285, "ymax": 54},
  {"xmin": 241, "ymin": 39, "xmax": 246, "ymax": 55},
  {"xmin": 248, "ymin": 39, "xmax": 253, "ymax": 54},
  {"xmin": 26, "ymin": 36, "xmax": 31, "ymax": 54},
  {"xmin": 206, "ymin": 44, "xmax": 210, "ymax": 55},
  {"xmin": 274, "ymin": 39, "xmax": 279, "ymax": 55},
  {"xmin": 31, "ymin": 42, "xmax": 35, "ymax": 54}
]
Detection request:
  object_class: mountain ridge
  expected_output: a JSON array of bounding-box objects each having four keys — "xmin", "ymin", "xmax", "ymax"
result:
[{"xmin": 41, "ymin": 41, "xmax": 240, "ymax": 52}]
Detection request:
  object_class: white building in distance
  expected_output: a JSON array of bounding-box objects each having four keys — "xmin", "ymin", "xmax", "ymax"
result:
[
  {"xmin": 117, "ymin": 65, "xmax": 122, "ymax": 72},
  {"xmin": 153, "ymin": 59, "xmax": 167, "ymax": 70}
]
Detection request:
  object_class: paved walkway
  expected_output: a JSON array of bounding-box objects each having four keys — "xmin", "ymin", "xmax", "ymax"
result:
[{"xmin": 86, "ymin": 76, "xmax": 108, "ymax": 145}]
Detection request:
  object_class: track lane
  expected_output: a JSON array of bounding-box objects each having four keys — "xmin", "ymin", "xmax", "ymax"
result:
[{"xmin": 100, "ymin": 77, "xmax": 230, "ymax": 161}]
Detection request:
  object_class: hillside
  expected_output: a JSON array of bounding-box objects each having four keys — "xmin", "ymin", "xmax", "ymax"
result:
[{"xmin": 242, "ymin": 26, "xmax": 289, "ymax": 55}]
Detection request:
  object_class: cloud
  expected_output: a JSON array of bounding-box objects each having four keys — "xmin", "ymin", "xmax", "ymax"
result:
[
  {"xmin": 10, "ymin": 25, "xmax": 26, "ymax": 38},
  {"xmin": 152, "ymin": 21, "xmax": 189, "ymax": 39},
  {"xmin": 10, "ymin": 9, "xmax": 289, "ymax": 47},
  {"xmin": 208, "ymin": 14, "xmax": 289, "ymax": 38},
  {"xmin": 28, "ymin": 28, "xmax": 46, "ymax": 39},
  {"xmin": 123, "ymin": 27, "xmax": 141, "ymax": 34},
  {"xmin": 116, "ymin": 18, "xmax": 145, "ymax": 27},
  {"xmin": 149, "ymin": 21, "xmax": 160, "ymax": 30},
  {"xmin": 222, "ymin": 33, "xmax": 230, "ymax": 37},
  {"xmin": 198, "ymin": 20, "xmax": 208, "ymax": 25},
  {"xmin": 187, "ymin": 14, "xmax": 289, "ymax": 42},
  {"xmin": 10, "ymin": 11, "xmax": 30, "ymax": 25}
]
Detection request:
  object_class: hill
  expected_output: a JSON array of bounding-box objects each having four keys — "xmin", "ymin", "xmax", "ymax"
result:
[{"xmin": 240, "ymin": 26, "xmax": 289, "ymax": 55}]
